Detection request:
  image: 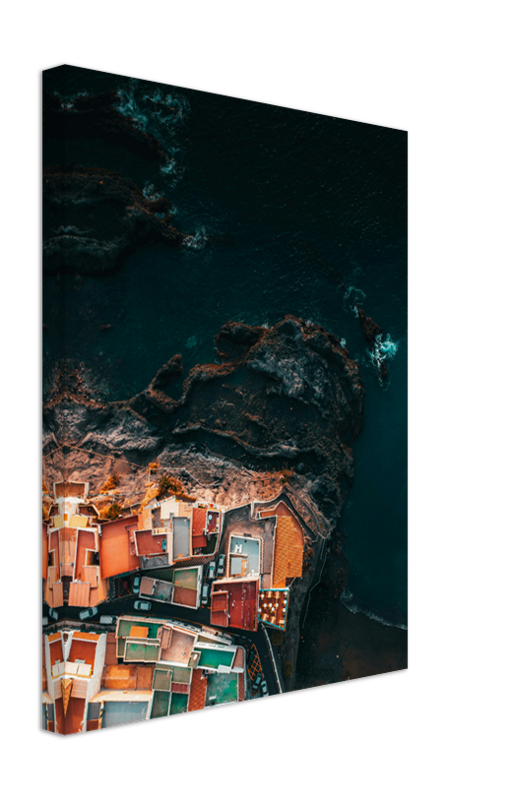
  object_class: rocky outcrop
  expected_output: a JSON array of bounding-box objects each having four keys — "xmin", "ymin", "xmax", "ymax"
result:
[
  {"xmin": 43, "ymin": 166, "xmax": 184, "ymax": 276},
  {"xmin": 44, "ymin": 316, "xmax": 363, "ymax": 496},
  {"xmin": 43, "ymin": 89, "xmax": 167, "ymax": 162},
  {"xmin": 356, "ymin": 306, "xmax": 388, "ymax": 382}
]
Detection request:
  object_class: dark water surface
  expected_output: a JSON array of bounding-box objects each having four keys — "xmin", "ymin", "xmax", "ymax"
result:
[{"xmin": 43, "ymin": 67, "xmax": 407, "ymax": 629}]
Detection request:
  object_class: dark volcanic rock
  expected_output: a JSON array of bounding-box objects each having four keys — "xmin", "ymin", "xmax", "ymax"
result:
[
  {"xmin": 43, "ymin": 166, "xmax": 185, "ymax": 276},
  {"xmin": 43, "ymin": 316, "xmax": 364, "ymax": 521},
  {"xmin": 43, "ymin": 89, "xmax": 167, "ymax": 162},
  {"xmin": 356, "ymin": 306, "xmax": 383, "ymax": 346},
  {"xmin": 356, "ymin": 306, "xmax": 388, "ymax": 382}
]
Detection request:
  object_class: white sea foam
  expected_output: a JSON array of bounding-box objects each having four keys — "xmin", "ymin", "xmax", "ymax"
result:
[
  {"xmin": 343, "ymin": 285, "xmax": 366, "ymax": 315},
  {"xmin": 340, "ymin": 590, "xmax": 407, "ymax": 630},
  {"xmin": 182, "ymin": 228, "xmax": 208, "ymax": 251},
  {"xmin": 369, "ymin": 333, "xmax": 399, "ymax": 384}
]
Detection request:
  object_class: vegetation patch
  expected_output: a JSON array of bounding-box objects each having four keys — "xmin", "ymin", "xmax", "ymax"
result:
[{"xmin": 100, "ymin": 473, "xmax": 120, "ymax": 493}]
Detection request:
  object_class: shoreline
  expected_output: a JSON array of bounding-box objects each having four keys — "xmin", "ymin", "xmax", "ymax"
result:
[{"xmin": 295, "ymin": 584, "xmax": 407, "ymax": 688}]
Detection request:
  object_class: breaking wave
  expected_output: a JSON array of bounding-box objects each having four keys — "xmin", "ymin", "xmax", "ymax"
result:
[
  {"xmin": 340, "ymin": 590, "xmax": 407, "ymax": 630},
  {"xmin": 182, "ymin": 228, "xmax": 208, "ymax": 251},
  {"xmin": 369, "ymin": 333, "xmax": 399, "ymax": 385},
  {"xmin": 115, "ymin": 80, "xmax": 190, "ymax": 186}
]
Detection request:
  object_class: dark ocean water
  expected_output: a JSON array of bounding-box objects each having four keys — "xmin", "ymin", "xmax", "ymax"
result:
[{"xmin": 43, "ymin": 68, "xmax": 407, "ymax": 627}]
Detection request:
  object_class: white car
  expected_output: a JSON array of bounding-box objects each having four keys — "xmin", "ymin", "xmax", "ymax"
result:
[
  {"xmin": 208, "ymin": 562, "xmax": 216, "ymax": 580},
  {"xmin": 217, "ymin": 554, "xmax": 225, "ymax": 576},
  {"xmin": 134, "ymin": 600, "xmax": 151, "ymax": 611},
  {"xmin": 99, "ymin": 615, "xmax": 117, "ymax": 625},
  {"xmin": 261, "ymin": 680, "xmax": 269, "ymax": 696},
  {"xmin": 202, "ymin": 583, "xmax": 210, "ymax": 606},
  {"xmin": 79, "ymin": 606, "xmax": 98, "ymax": 621}
]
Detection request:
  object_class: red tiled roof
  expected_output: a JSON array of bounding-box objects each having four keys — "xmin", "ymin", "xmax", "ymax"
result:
[
  {"xmin": 211, "ymin": 578, "xmax": 259, "ymax": 631},
  {"xmin": 188, "ymin": 669, "xmax": 207, "ymax": 712},
  {"xmin": 105, "ymin": 632, "xmax": 117, "ymax": 665},
  {"xmin": 135, "ymin": 530, "xmax": 167, "ymax": 556},
  {"xmin": 172, "ymin": 682, "xmax": 190, "ymax": 694},
  {"xmin": 192, "ymin": 507, "xmax": 207, "ymax": 549}
]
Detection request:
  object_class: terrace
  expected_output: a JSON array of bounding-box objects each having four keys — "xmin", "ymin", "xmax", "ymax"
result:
[
  {"xmin": 205, "ymin": 672, "xmax": 238, "ymax": 706},
  {"xmin": 259, "ymin": 588, "xmax": 289, "ymax": 629},
  {"xmin": 160, "ymin": 629, "xmax": 196, "ymax": 665},
  {"xmin": 196, "ymin": 646, "xmax": 236, "ymax": 671},
  {"xmin": 173, "ymin": 517, "xmax": 191, "ymax": 559}
]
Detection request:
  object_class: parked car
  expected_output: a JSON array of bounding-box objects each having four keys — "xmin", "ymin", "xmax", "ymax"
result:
[
  {"xmin": 79, "ymin": 606, "xmax": 98, "ymax": 621},
  {"xmin": 202, "ymin": 583, "xmax": 210, "ymax": 606},
  {"xmin": 99, "ymin": 615, "xmax": 117, "ymax": 626},
  {"xmin": 132, "ymin": 575, "xmax": 141, "ymax": 594},
  {"xmin": 261, "ymin": 680, "xmax": 269, "ymax": 696},
  {"xmin": 252, "ymin": 674, "xmax": 262, "ymax": 690},
  {"xmin": 42, "ymin": 616, "xmax": 49, "ymax": 627},
  {"xmin": 217, "ymin": 554, "xmax": 225, "ymax": 576},
  {"xmin": 134, "ymin": 600, "xmax": 151, "ymax": 611},
  {"xmin": 48, "ymin": 608, "xmax": 58, "ymax": 621},
  {"xmin": 208, "ymin": 562, "xmax": 216, "ymax": 580},
  {"xmin": 248, "ymin": 649, "xmax": 256, "ymax": 666}
]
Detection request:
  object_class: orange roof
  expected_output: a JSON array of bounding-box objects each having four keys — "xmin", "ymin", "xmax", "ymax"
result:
[
  {"xmin": 100, "ymin": 515, "xmax": 141, "ymax": 578},
  {"xmin": 272, "ymin": 516, "xmax": 304, "ymax": 588},
  {"xmin": 130, "ymin": 625, "xmax": 149, "ymax": 638},
  {"xmin": 47, "ymin": 632, "xmax": 61, "ymax": 643},
  {"xmin": 73, "ymin": 632, "xmax": 100, "ymax": 641},
  {"xmin": 191, "ymin": 506, "xmax": 207, "ymax": 548},
  {"xmin": 81, "ymin": 566, "xmax": 98, "ymax": 588},
  {"xmin": 68, "ymin": 582, "xmax": 91, "ymax": 606},
  {"xmin": 68, "ymin": 638, "xmax": 97, "ymax": 666},
  {"xmin": 102, "ymin": 664, "xmax": 137, "ymax": 690},
  {"xmin": 75, "ymin": 530, "xmax": 97, "ymax": 582},
  {"xmin": 52, "ymin": 582, "xmax": 64, "ymax": 607}
]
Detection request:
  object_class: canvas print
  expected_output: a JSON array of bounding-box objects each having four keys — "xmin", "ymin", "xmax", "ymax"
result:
[{"xmin": 42, "ymin": 65, "xmax": 407, "ymax": 734}]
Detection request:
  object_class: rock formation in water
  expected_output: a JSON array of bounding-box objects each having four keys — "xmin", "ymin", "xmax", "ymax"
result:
[
  {"xmin": 356, "ymin": 306, "xmax": 388, "ymax": 382},
  {"xmin": 43, "ymin": 166, "xmax": 184, "ymax": 276},
  {"xmin": 43, "ymin": 89, "xmax": 168, "ymax": 162}
]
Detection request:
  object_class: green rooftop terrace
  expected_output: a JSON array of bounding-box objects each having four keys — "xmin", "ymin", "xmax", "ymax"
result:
[{"xmin": 125, "ymin": 641, "xmax": 160, "ymax": 661}]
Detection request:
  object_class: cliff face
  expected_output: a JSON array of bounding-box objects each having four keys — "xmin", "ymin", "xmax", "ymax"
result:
[{"xmin": 43, "ymin": 315, "xmax": 364, "ymax": 685}]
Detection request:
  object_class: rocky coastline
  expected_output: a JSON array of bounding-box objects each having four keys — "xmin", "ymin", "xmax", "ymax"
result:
[{"xmin": 43, "ymin": 315, "xmax": 365, "ymax": 684}]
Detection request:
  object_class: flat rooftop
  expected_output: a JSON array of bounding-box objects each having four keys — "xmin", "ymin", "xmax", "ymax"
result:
[
  {"xmin": 101, "ymin": 701, "xmax": 149, "ymax": 728},
  {"xmin": 161, "ymin": 629, "xmax": 195, "ymax": 665},
  {"xmin": 173, "ymin": 517, "xmax": 191, "ymax": 559},
  {"xmin": 205, "ymin": 672, "xmax": 238, "ymax": 706}
]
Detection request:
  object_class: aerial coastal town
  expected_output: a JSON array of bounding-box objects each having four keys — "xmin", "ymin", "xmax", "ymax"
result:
[{"xmin": 42, "ymin": 478, "xmax": 305, "ymax": 733}]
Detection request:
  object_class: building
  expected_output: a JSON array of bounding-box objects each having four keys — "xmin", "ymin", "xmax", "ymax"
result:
[
  {"xmin": 138, "ymin": 565, "xmax": 203, "ymax": 609},
  {"xmin": 211, "ymin": 496, "xmax": 305, "ymax": 631},
  {"xmin": 43, "ymin": 482, "xmax": 108, "ymax": 609},
  {"xmin": 43, "ymin": 615, "xmax": 246, "ymax": 733},
  {"xmin": 133, "ymin": 496, "xmax": 222, "ymax": 569}
]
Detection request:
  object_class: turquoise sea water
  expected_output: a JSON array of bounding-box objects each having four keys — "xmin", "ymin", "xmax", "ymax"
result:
[{"xmin": 43, "ymin": 69, "xmax": 407, "ymax": 628}]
